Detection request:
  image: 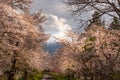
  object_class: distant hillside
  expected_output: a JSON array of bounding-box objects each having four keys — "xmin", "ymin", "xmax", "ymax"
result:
[{"xmin": 44, "ymin": 43, "xmax": 62, "ymax": 54}]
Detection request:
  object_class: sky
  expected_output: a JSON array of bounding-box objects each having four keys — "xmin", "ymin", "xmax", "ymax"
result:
[
  {"xmin": 30, "ymin": 0, "xmax": 115, "ymax": 43},
  {"xmin": 31, "ymin": 0, "xmax": 68, "ymax": 18},
  {"xmin": 30, "ymin": 0, "xmax": 77, "ymax": 42}
]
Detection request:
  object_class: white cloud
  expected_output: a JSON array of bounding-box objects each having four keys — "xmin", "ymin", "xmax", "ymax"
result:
[
  {"xmin": 30, "ymin": 0, "xmax": 69, "ymax": 18},
  {"xmin": 42, "ymin": 14, "xmax": 71, "ymax": 42}
]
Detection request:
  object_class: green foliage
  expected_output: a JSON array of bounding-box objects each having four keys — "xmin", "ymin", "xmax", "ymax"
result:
[
  {"xmin": 90, "ymin": 11, "xmax": 102, "ymax": 26},
  {"xmin": 110, "ymin": 41, "xmax": 119, "ymax": 47},
  {"xmin": 112, "ymin": 71, "xmax": 120, "ymax": 80},
  {"xmin": 48, "ymin": 72, "xmax": 76, "ymax": 80},
  {"xmin": 0, "ymin": 75, "xmax": 7, "ymax": 80},
  {"xmin": 110, "ymin": 18, "xmax": 120, "ymax": 30},
  {"xmin": 83, "ymin": 43, "xmax": 93, "ymax": 51},
  {"xmin": 31, "ymin": 71, "xmax": 44, "ymax": 80},
  {"xmin": 83, "ymin": 36, "xmax": 96, "ymax": 51},
  {"xmin": 89, "ymin": 36, "xmax": 96, "ymax": 41},
  {"xmin": 65, "ymin": 69, "xmax": 76, "ymax": 80},
  {"xmin": 13, "ymin": 71, "xmax": 44, "ymax": 80}
]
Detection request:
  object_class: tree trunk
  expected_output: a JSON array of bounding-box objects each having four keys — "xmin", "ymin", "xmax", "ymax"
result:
[
  {"xmin": 7, "ymin": 50, "xmax": 18, "ymax": 80},
  {"xmin": 7, "ymin": 58, "xmax": 16, "ymax": 80},
  {"xmin": 23, "ymin": 70, "xmax": 28, "ymax": 80}
]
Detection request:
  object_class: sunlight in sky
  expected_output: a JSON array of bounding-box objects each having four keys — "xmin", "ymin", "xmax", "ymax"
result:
[
  {"xmin": 31, "ymin": 0, "xmax": 72, "ymax": 42},
  {"xmin": 42, "ymin": 14, "xmax": 71, "ymax": 42}
]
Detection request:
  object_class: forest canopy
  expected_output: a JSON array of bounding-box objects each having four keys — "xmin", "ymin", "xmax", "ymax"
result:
[{"xmin": 0, "ymin": 0, "xmax": 120, "ymax": 80}]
